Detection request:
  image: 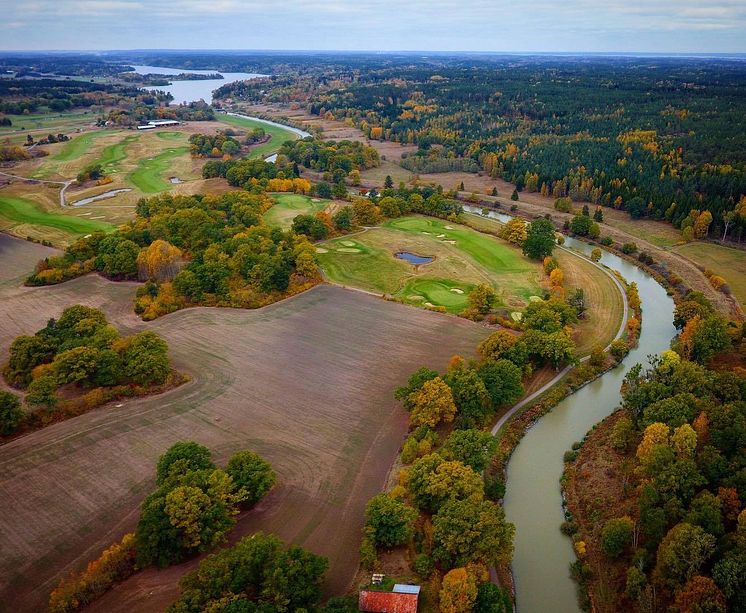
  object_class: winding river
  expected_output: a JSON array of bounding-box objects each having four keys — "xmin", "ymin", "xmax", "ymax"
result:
[{"xmin": 467, "ymin": 207, "xmax": 676, "ymax": 612}]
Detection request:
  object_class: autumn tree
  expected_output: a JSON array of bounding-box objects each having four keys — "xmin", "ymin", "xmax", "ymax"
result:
[
  {"xmin": 442, "ymin": 429, "xmax": 497, "ymax": 472},
  {"xmin": 440, "ymin": 568, "xmax": 478, "ymax": 613},
  {"xmin": 409, "ymin": 377, "xmax": 458, "ymax": 428},
  {"xmin": 468, "ymin": 284, "xmax": 497, "ymax": 315},
  {"xmin": 137, "ymin": 239, "xmax": 182, "ymax": 282},
  {"xmin": 156, "ymin": 441, "xmax": 215, "ymax": 485},
  {"xmin": 499, "ymin": 218, "xmax": 527, "ymax": 245},
  {"xmin": 443, "ymin": 368, "xmax": 492, "ymax": 428},
  {"xmin": 407, "ymin": 454, "xmax": 484, "ymax": 512},
  {"xmin": 601, "ymin": 517, "xmax": 634, "ymax": 558},
  {"xmin": 653, "ymin": 523, "xmax": 716, "ymax": 589}
]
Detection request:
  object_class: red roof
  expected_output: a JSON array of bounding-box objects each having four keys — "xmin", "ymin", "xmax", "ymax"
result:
[{"xmin": 359, "ymin": 590, "xmax": 418, "ymax": 613}]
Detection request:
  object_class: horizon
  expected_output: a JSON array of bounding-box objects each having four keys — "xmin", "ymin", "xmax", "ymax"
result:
[{"xmin": 3, "ymin": 1, "xmax": 746, "ymax": 54}]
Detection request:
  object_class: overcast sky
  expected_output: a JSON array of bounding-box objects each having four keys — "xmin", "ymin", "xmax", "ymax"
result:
[{"xmin": 3, "ymin": 0, "xmax": 746, "ymax": 54}]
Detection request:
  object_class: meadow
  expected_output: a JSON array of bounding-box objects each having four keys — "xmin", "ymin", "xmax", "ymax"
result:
[
  {"xmin": 0, "ymin": 236, "xmax": 488, "ymax": 611},
  {"xmin": 263, "ymin": 193, "xmax": 330, "ymax": 228},
  {"xmin": 674, "ymin": 241, "xmax": 746, "ymax": 308},
  {"xmin": 317, "ymin": 215, "xmax": 543, "ymax": 313}
]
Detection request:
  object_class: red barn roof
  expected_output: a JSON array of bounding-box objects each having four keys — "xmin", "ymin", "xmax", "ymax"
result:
[{"xmin": 359, "ymin": 590, "xmax": 419, "ymax": 613}]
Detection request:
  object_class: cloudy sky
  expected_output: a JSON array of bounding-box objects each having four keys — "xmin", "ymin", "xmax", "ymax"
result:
[{"xmin": 3, "ymin": 0, "xmax": 746, "ymax": 53}]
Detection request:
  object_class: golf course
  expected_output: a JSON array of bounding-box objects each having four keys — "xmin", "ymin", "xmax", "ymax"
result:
[
  {"xmin": 317, "ymin": 215, "xmax": 544, "ymax": 312},
  {"xmin": 264, "ymin": 193, "xmax": 330, "ymax": 228}
]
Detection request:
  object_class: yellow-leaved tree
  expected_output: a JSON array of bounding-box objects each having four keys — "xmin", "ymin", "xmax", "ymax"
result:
[
  {"xmin": 410, "ymin": 377, "xmax": 457, "ymax": 428},
  {"xmin": 137, "ymin": 239, "xmax": 182, "ymax": 282}
]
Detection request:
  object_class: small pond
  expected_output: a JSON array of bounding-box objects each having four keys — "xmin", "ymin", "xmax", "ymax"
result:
[{"xmin": 395, "ymin": 251, "xmax": 433, "ymax": 265}]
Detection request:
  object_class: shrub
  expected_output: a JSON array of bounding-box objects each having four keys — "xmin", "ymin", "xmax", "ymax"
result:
[
  {"xmin": 412, "ymin": 553, "xmax": 435, "ymax": 578},
  {"xmin": 601, "ymin": 516, "xmax": 634, "ymax": 558},
  {"xmin": 622, "ymin": 242, "xmax": 638, "ymax": 255},
  {"xmin": 600, "ymin": 236, "xmax": 614, "ymax": 246},
  {"xmin": 225, "ymin": 450, "xmax": 276, "ymax": 505}
]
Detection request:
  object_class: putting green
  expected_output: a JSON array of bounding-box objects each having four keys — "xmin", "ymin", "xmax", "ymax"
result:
[
  {"xmin": 318, "ymin": 215, "xmax": 543, "ymax": 313},
  {"xmin": 128, "ymin": 146, "xmax": 190, "ymax": 193},
  {"xmin": 263, "ymin": 193, "xmax": 330, "ymax": 229},
  {"xmin": 155, "ymin": 131, "xmax": 183, "ymax": 140},
  {"xmin": 0, "ymin": 195, "xmax": 115, "ymax": 236}
]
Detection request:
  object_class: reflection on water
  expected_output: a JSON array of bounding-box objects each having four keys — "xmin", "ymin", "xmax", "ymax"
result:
[
  {"xmin": 463, "ymin": 204, "xmax": 676, "ymax": 612},
  {"xmin": 395, "ymin": 251, "xmax": 434, "ymax": 265}
]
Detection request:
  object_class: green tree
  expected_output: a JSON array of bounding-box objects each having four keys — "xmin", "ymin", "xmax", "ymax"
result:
[
  {"xmin": 443, "ymin": 368, "xmax": 492, "ymax": 428},
  {"xmin": 225, "ymin": 450, "xmax": 276, "ymax": 505},
  {"xmin": 477, "ymin": 359, "xmax": 524, "ymax": 407},
  {"xmin": 364, "ymin": 493, "xmax": 417, "ymax": 548},
  {"xmin": 407, "ymin": 454, "xmax": 483, "ymax": 512},
  {"xmin": 522, "ymin": 218, "xmax": 556, "ymax": 260},
  {"xmin": 6, "ymin": 334, "xmax": 56, "ymax": 387},
  {"xmin": 653, "ymin": 523, "xmax": 716, "ymax": 589},
  {"xmin": 122, "ymin": 331, "xmax": 171, "ymax": 385},
  {"xmin": 474, "ymin": 582, "xmax": 512, "ymax": 613},
  {"xmin": 601, "ymin": 516, "xmax": 634, "ymax": 558},
  {"xmin": 569, "ymin": 214, "xmax": 593, "ymax": 236},
  {"xmin": 395, "ymin": 367, "xmax": 439, "ymax": 410},
  {"xmin": 0, "ymin": 391, "xmax": 24, "ymax": 435},
  {"xmin": 442, "ymin": 429, "xmax": 497, "ymax": 472},
  {"xmin": 26, "ymin": 375, "xmax": 58, "ymax": 408},
  {"xmin": 156, "ymin": 441, "xmax": 215, "ymax": 485},
  {"xmin": 432, "ymin": 498, "xmax": 515, "ymax": 568}
]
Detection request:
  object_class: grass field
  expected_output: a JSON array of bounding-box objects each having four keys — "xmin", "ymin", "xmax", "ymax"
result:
[
  {"xmin": 264, "ymin": 193, "xmax": 329, "ymax": 228},
  {"xmin": 0, "ymin": 195, "xmax": 115, "ymax": 237},
  {"xmin": 0, "ymin": 236, "xmax": 488, "ymax": 610},
  {"xmin": 127, "ymin": 146, "xmax": 191, "ymax": 193},
  {"xmin": 318, "ymin": 215, "xmax": 543, "ymax": 312},
  {"xmin": 52, "ymin": 130, "xmax": 115, "ymax": 162},
  {"xmin": 463, "ymin": 211, "xmax": 625, "ymax": 353},
  {"xmin": 0, "ymin": 111, "xmax": 96, "ymax": 145},
  {"xmin": 674, "ymin": 241, "xmax": 746, "ymax": 308},
  {"xmin": 218, "ymin": 115, "xmax": 301, "ymax": 159},
  {"xmin": 96, "ymin": 134, "xmax": 139, "ymax": 172}
]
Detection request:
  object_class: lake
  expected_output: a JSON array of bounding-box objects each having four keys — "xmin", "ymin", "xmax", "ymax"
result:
[{"xmin": 130, "ymin": 65, "xmax": 264, "ymax": 105}]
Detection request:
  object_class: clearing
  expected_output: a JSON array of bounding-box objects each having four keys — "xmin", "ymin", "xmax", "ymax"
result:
[
  {"xmin": 263, "ymin": 193, "xmax": 330, "ymax": 229},
  {"xmin": 0, "ymin": 235, "xmax": 489, "ymax": 611},
  {"xmin": 317, "ymin": 215, "xmax": 543, "ymax": 313},
  {"xmin": 674, "ymin": 241, "xmax": 746, "ymax": 309}
]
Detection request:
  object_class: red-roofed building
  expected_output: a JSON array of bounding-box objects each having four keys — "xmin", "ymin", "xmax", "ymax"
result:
[{"xmin": 359, "ymin": 589, "xmax": 419, "ymax": 613}]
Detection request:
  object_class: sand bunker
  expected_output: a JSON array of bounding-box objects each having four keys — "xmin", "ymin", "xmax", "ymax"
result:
[
  {"xmin": 444, "ymin": 225, "xmax": 454, "ymax": 229},
  {"xmin": 450, "ymin": 288, "xmax": 465, "ymax": 294},
  {"xmin": 511, "ymin": 312, "xmax": 523, "ymax": 321},
  {"xmin": 336, "ymin": 247, "xmax": 361, "ymax": 253},
  {"xmin": 424, "ymin": 302, "xmax": 435, "ymax": 307},
  {"xmin": 340, "ymin": 240, "xmax": 356, "ymax": 247},
  {"xmin": 437, "ymin": 234, "xmax": 446, "ymax": 238},
  {"xmin": 444, "ymin": 240, "xmax": 457, "ymax": 245},
  {"xmin": 315, "ymin": 247, "xmax": 329, "ymax": 253},
  {"xmin": 408, "ymin": 295, "xmax": 425, "ymax": 301},
  {"xmin": 528, "ymin": 295, "xmax": 543, "ymax": 302}
]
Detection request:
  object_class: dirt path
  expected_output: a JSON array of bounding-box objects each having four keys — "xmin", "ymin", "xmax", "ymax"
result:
[{"xmin": 0, "ymin": 170, "xmax": 73, "ymax": 207}]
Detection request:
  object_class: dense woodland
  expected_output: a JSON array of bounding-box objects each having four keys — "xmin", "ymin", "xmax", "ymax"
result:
[
  {"xmin": 565, "ymin": 295, "xmax": 745, "ymax": 612},
  {"xmin": 27, "ymin": 191, "xmax": 320, "ymax": 319}
]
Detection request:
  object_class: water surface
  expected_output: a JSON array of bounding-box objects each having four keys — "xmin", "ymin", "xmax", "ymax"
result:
[{"xmin": 395, "ymin": 251, "xmax": 434, "ymax": 265}]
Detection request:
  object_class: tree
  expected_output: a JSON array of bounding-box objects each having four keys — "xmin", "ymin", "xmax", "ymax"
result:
[
  {"xmin": 432, "ymin": 498, "xmax": 514, "ymax": 568},
  {"xmin": 26, "ymin": 375, "xmax": 58, "ymax": 408},
  {"xmin": 225, "ymin": 450, "xmax": 276, "ymax": 505},
  {"xmin": 675, "ymin": 576, "xmax": 727, "ymax": 613},
  {"xmin": 137, "ymin": 240, "xmax": 182, "ymax": 282},
  {"xmin": 440, "ymin": 568, "xmax": 478, "ymax": 613},
  {"xmin": 442, "ymin": 429, "xmax": 497, "ymax": 472},
  {"xmin": 6, "ymin": 334, "xmax": 56, "ymax": 387},
  {"xmin": 499, "ymin": 218, "xmax": 527, "ymax": 244},
  {"xmin": 121, "ymin": 331, "xmax": 171, "ymax": 385},
  {"xmin": 522, "ymin": 218, "xmax": 555, "ymax": 260},
  {"xmin": 626, "ymin": 196, "xmax": 647, "ymax": 219},
  {"xmin": 332, "ymin": 206, "xmax": 353, "ymax": 231},
  {"xmin": 510, "ymin": 189, "xmax": 519, "ymax": 201},
  {"xmin": 590, "ymin": 247, "xmax": 602, "ymax": 262},
  {"xmin": 477, "ymin": 330, "xmax": 521, "ymax": 363},
  {"xmin": 593, "ymin": 207, "xmax": 604, "ymax": 222},
  {"xmin": 409, "ymin": 377, "xmax": 457, "ymax": 428},
  {"xmin": 443, "ymin": 368, "xmax": 492, "ymax": 427},
  {"xmin": 383, "ymin": 175, "xmax": 394, "ymax": 189},
  {"xmin": 569, "ymin": 214, "xmax": 593, "ymax": 236},
  {"xmin": 407, "ymin": 454, "xmax": 483, "ymax": 512},
  {"xmin": 601, "ymin": 517, "xmax": 634, "ymax": 558},
  {"xmin": 693, "ymin": 211, "xmax": 714, "ymax": 239},
  {"xmin": 395, "ymin": 367, "xmax": 439, "ymax": 409},
  {"xmin": 642, "ymin": 393, "xmax": 697, "ymax": 428},
  {"xmin": 476, "ymin": 359, "xmax": 524, "ymax": 407},
  {"xmin": 351, "ymin": 198, "xmax": 380, "ymax": 225},
  {"xmin": 364, "ymin": 493, "xmax": 417, "ymax": 548},
  {"xmin": 156, "ymin": 441, "xmax": 215, "ymax": 485},
  {"xmin": 474, "ymin": 582, "xmax": 512, "ymax": 613},
  {"xmin": 654, "ymin": 523, "xmax": 716, "ymax": 589},
  {"xmin": 467, "ymin": 284, "xmax": 497, "ymax": 315},
  {"xmin": 0, "ymin": 391, "xmax": 23, "ymax": 435},
  {"xmin": 292, "ymin": 214, "xmax": 329, "ymax": 240}
]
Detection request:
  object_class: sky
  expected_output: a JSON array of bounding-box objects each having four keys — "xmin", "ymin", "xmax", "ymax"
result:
[{"xmin": 2, "ymin": 0, "xmax": 746, "ymax": 54}]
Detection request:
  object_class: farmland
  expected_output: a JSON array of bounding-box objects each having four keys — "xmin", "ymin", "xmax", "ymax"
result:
[
  {"xmin": 263, "ymin": 193, "xmax": 330, "ymax": 228},
  {"xmin": 317, "ymin": 215, "xmax": 543, "ymax": 313},
  {"xmin": 0, "ymin": 235, "xmax": 489, "ymax": 611}
]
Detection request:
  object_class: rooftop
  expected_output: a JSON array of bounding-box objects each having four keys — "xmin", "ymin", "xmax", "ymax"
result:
[{"xmin": 359, "ymin": 589, "xmax": 419, "ymax": 613}]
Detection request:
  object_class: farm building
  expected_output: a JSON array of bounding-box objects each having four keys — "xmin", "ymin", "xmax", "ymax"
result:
[{"xmin": 359, "ymin": 585, "xmax": 420, "ymax": 613}]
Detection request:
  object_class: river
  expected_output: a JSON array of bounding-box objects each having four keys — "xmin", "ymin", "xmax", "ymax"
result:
[
  {"xmin": 130, "ymin": 65, "xmax": 263, "ymax": 105},
  {"xmin": 465, "ymin": 206, "xmax": 676, "ymax": 612}
]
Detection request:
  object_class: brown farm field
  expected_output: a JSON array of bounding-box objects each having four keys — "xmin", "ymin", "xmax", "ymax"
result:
[{"xmin": 0, "ymin": 235, "xmax": 489, "ymax": 612}]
